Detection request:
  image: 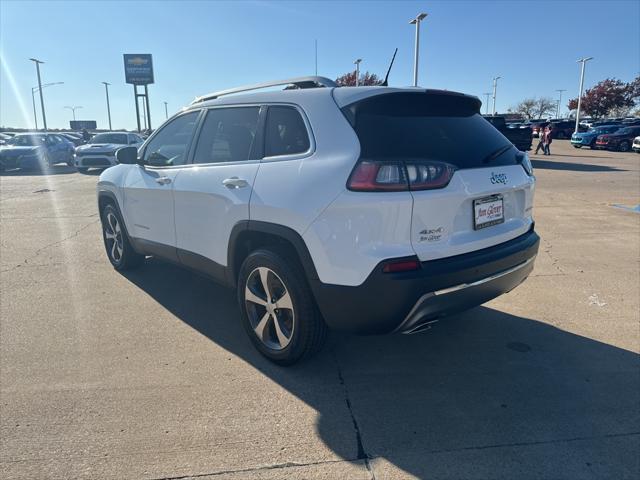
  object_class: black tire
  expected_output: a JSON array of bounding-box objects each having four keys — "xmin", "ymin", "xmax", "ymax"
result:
[
  {"xmin": 100, "ymin": 204, "xmax": 144, "ymax": 271},
  {"xmin": 618, "ymin": 141, "xmax": 630, "ymax": 152},
  {"xmin": 573, "ymin": 145, "xmax": 581, "ymax": 148},
  {"xmin": 77, "ymin": 167, "xmax": 89, "ymax": 174},
  {"xmin": 237, "ymin": 248, "xmax": 327, "ymax": 365}
]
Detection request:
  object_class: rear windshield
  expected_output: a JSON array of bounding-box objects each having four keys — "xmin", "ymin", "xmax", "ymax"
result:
[{"xmin": 343, "ymin": 92, "xmax": 519, "ymax": 169}]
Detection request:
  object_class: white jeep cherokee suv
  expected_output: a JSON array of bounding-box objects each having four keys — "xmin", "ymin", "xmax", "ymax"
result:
[{"xmin": 97, "ymin": 76, "xmax": 539, "ymax": 365}]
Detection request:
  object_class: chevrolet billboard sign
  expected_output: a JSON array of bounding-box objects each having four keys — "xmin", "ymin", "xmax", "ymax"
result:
[{"xmin": 123, "ymin": 54, "xmax": 154, "ymax": 85}]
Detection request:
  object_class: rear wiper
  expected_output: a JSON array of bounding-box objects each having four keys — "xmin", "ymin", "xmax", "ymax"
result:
[{"xmin": 481, "ymin": 144, "xmax": 513, "ymax": 164}]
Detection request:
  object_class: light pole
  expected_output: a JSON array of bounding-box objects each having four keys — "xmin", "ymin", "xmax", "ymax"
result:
[
  {"xmin": 483, "ymin": 92, "xmax": 491, "ymax": 115},
  {"xmin": 409, "ymin": 13, "xmax": 428, "ymax": 87},
  {"xmin": 64, "ymin": 105, "xmax": 83, "ymax": 121},
  {"xmin": 29, "ymin": 58, "xmax": 47, "ymax": 130},
  {"xmin": 574, "ymin": 57, "xmax": 593, "ymax": 133},
  {"xmin": 102, "ymin": 82, "xmax": 112, "ymax": 130},
  {"xmin": 31, "ymin": 82, "xmax": 63, "ymax": 130},
  {"xmin": 555, "ymin": 89, "xmax": 566, "ymax": 119},
  {"xmin": 163, "ymin": 101, "xmax": 168, "ymax": 119},
  {"xmin": 492, "ymin": 76, "xmax": 501, "ymax": 116},
  {"xmin": 354, "ymin": 58, "xmax": 362, "ymax": 86}
]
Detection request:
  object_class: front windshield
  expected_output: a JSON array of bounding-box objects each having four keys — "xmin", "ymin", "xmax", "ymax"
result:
[
  {"xmin": 8, "ymin": 135, "xmax": 45, "ymax": 146},
  {"xmin": 89, "ymin": 133, "xmax": 128, "ymax": 144}
]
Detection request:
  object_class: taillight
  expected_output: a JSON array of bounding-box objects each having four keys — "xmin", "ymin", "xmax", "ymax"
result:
[{"xmin": 347, "ymin": 160, "xmax": 456, "ymax": 192}]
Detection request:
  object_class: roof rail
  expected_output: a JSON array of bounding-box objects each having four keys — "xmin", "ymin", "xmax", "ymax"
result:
[{"xmin": 191, "ymin": 76, "xmax": 338, "ymax": 104}]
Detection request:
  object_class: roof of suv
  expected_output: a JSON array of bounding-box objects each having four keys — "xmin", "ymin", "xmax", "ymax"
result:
[{"xmin": 186, "ymin": 83, "xmax": 480, "ymax": 112}]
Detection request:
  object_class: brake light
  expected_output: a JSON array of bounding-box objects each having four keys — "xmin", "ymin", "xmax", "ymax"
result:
[{"xmin": 347, "ymin": 160, "xmax": 456, "ymax": 192}]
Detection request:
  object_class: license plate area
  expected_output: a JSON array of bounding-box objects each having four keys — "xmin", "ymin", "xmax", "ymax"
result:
[{"xmin": 473, "ymin": 195, "xmax": 504, "ymax": 230}]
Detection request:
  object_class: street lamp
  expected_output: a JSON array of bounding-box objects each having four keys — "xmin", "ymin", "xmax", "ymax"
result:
[
  {"xmin": 64, "ymin": 105, "xmax": 83, "ymax": 121},
  {"xmin": 483, "ymin": 92, "xmax": 491, "ymax": 115},
  {"xmin": 354, "ymin": 58, "xmax": 362, "ymax": 87},
  {"xmin": 492, "ymin": 76, "xmax": 501, "ymax": 116},
  {"xmin": 555, "ymin": 89, "xmax": 566, "ymax": 119},
  {"xmin": 409, "ymin": 12, "xmax": 428, "ymax": 87},
  {"xmin": 574, "ymin": 57, "xmax": 593, "ymax": 133},
  {"xmin": 102, "ymin": 82, "xmax": 112, "ymax": 130},
  {"xmin": 29, "ymin": 58, "xmax": 47, "ymax": 130},
  {"xmin": 31, "ymin": 82, "xmax": 63, "ymax": 130},
  {"xmin": 163, "ymin": 101, "xmax": 168, "ymax": 119}
]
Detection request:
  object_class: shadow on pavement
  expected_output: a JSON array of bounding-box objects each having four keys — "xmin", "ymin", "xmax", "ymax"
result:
[
  {"xmin": 122, "ymin": 258, "xmax": 639, "ymax": 478},
  {"xmin": 531, "ymin": 159, "xmax": 625, "ymax": 172}
]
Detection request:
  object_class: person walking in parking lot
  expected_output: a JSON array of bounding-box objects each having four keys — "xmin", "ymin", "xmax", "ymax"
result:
[
  {"xmin": 543, "ymin": 125, "xmax": 553, "ymax": 155},
  {"xmin": 534, "ymin": 124, "xmax": 546, "ymax": 154},
  {"xmin": 81, "ymin": 129, "xmax": 90, "ymax": 143}
]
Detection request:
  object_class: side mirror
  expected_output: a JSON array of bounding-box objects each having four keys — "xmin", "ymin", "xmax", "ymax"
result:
[{"xmin": 116, "ymin": 146, "xmax": 141, "ymax": 165}]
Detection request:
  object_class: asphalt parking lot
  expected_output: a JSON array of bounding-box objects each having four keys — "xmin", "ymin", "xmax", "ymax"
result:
[{"xmin": 1, "ymin": 140, "xmax": 639, "ymax": 479}]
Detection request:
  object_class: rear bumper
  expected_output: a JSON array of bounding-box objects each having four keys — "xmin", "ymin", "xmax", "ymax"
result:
[{"xmin": 310, "ymin": 229, "xmax": 540, "ymax": 334}]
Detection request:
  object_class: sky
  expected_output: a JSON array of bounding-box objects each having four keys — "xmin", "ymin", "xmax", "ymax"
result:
[{"xmin": 1, "ymin": 0, "xmax": 639, "ymax": 130}]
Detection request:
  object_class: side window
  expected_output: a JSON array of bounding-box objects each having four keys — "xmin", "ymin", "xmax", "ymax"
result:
[
  {"xmin": 193, "ymin": 107, "xmax": 260, "ymax": 164},
  {"xmin": 143, "ymin": 111, "xmax": 199, "ymax": 166},
  {"xmin": 264, "ymin": 106, "xmax": 310, "ymax": 157}
]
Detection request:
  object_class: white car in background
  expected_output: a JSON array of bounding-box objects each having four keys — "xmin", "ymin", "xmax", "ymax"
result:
[
  {"xmin": 74, "ymin": 132, "xmax": 144, "ymax": 173},
  {"xmin": 633, "ymin": 136, "xmax": 640, "ymax": 153}
]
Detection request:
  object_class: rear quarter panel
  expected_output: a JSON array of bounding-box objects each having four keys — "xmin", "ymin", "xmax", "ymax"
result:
[{"xmin": 249, "ymin": 92, "xmax": 360, "ymax": 236}]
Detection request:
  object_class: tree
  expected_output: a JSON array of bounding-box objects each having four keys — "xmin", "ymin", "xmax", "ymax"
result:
[
  {"xmin": 335, "ymin": 71, "xmax": 383, "ymax": 86},
  {"xmin": 512, "ymin": 97, "xmax": 555, "ymax": 119},
  {"xmin": 533, "ymin": 97, "xmax": 556, "ymax": 118},
  {"xmin": 567, "ymin": 77, "xmax": 640, "ymax": 118},
  {"xmin": 512, "ymin": 98, "xmax": 537, "ymax": 119}
]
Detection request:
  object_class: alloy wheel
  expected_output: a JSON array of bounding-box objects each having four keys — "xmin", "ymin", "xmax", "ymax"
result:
[
  {"xmin": 244, "ymin": 267, "xmax": 295, "ymax": 350},
  {"xmin": 104, "ymin": 212, "xmax": 124, "ymax": 263}
]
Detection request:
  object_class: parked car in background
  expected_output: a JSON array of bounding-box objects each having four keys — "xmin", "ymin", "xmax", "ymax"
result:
[
  {"xmin": 0, "ymin": 133, "xmax": 12, "ymax": 145},
  {"xmin": 484, "ymin": 115, "xmax": 532, "ymax": 151},
  {"xmin": 59, "ymin": 132, "xmax": 85, "ymax": 147},
  {"xmin": 590, "ymin": 120, "xmax": 622, "ymax": 129},
  {"xmin": 595, "ymin": 126, "xmax": 640, "ymax": 152},
  {"xmin": 632, "ymin": 136, "xmax": 640, "ymax": 153},
  {"xmin": 571, "ymin": 125, "xmax": 622, "ymax": 149},
  {"xmin": 74, "ymin": 132, "xmax": 144, "ymax": 173},
  {"xmin": 549, "ymin": 120, "xmax": 575, "ymax": 139},
  {"xmin": 0, "ymin": 133, "xmax": 75, "ymax": 171},
  {"xmin": 621, "ymin": 118, "xmax": 640, "ymax": 126}
]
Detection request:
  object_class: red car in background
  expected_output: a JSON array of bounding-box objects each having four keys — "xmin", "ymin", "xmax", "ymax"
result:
[{"xmin": 595, "ymin": 125, "xmax": 640, "ymax": 152}]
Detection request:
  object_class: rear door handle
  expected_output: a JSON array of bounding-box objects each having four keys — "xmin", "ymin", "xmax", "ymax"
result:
[
  {"xmin": 155, "ymin": 176, "xmax": 172, "ymax": 185},
  {"xmin": 222, "ymin": 177, "xmax": 249, "ymax": 189}
]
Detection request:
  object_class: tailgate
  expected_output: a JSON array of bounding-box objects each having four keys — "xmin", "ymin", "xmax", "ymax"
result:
[{"xmin": 410, "ymin": 165, "xmax": 535, "ymax": 261}]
